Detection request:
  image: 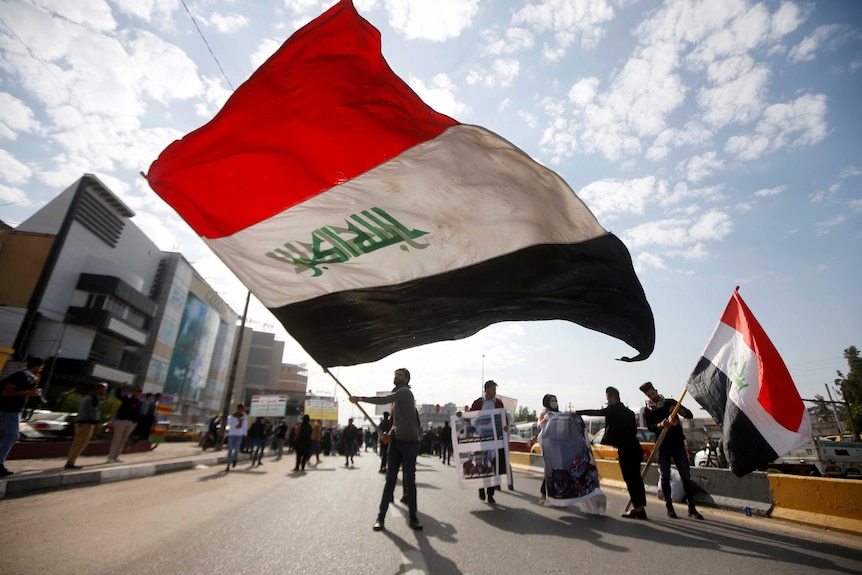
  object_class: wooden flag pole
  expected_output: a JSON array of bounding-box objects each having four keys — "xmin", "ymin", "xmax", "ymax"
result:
[
  {"xmin": 323, "ymin": 367, "xmax": 382, "ymax": 434},
  {"xmin": 624, "ymin": 387, "xmax": 689, "ymax": 512}
]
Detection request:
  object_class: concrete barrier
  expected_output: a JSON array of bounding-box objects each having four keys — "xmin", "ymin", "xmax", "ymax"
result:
[{"xmin": 768, "ymin": 474, "xmax": 862, "ymax": 535}]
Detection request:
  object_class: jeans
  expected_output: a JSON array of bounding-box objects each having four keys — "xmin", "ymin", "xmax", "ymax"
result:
[
  {"xmin": 0, "ymin": 411, "xmax": 21, "ymax": 468},
  {"xmin": 272, "ymin": 437, "xmax": 284, "ymax": 459},
  {"xmin": 251, "ymin": 437, "xmax": 266, "ymax": 463},
  {"xmin": 226, "ymin": 435, "xmax": 243, "ymax": 466},
  {"xmin": 379, "ymin": 438, "xmax": 419, "ymax": 519},
  {"xmin": 658, "ymin": 443, "xmax": 695, "ymax": 507}
]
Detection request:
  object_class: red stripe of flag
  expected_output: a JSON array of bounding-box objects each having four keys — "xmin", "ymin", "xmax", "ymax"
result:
[
  {"xmin": 720, "ymin": 287, "xmax": 804, "ymax": 431},
  {"xmin": 147, "ymin": 0, "xmax": 457, "ymax": 239}
]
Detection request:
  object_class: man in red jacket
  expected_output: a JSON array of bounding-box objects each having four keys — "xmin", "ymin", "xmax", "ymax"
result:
[{"xmin": 468, "ymin": 380, "xmax": 510, "ymax": 504}]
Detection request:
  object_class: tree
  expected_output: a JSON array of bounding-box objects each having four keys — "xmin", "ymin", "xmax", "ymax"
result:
[
  {"xmin": 514, "ymin": 406, "xmax": 536, "ymax": 422},
  {"xmin": 810, "ymin": 394, "xmax": 832, "ymax": 422},
  {"xmin": 835, "ymin": 346, "xmax": 862, "ymax": 438}
]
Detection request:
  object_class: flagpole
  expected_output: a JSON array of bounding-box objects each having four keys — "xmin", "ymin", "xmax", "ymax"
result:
[
  {"xmin": 624, "ymin": 388, "xmax": 689, "ymax": 512},
  {"xmin": 323, "ymin": 367, "xmax": 381, "ymax": 434}
]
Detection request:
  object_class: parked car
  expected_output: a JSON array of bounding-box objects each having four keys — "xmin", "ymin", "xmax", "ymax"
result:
[
  {"xmin": 18, "ymin": 421, "xmax": 51, "ymax": 442},
  {"xmin": 590, "ymin": 427, "xmax": 657, "ymax": 461},
  {"xmin": 164, "ymin": 423, "xmax": 203, "ymax": 442},
  {"xmin": 26, "ymin": 410, "xmax": 76, "ymax": 437},
  {"xmin": 508, "ymin": 434, "xmax": 530, "ymax": 453}
]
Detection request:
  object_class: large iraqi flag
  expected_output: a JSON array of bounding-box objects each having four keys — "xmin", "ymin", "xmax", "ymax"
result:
[
  {"xmin": 687, "ymin": 287, "xmax": 811, "ymax": 476},
  {"xmin": 145, "ymin": 0, "xmax": 654, "ymax": 368}
]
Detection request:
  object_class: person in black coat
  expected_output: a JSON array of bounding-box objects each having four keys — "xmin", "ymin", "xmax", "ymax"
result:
[
  {"xmin": 578, "ymin": 386, "xmax": 648, "ymax": 519},
  {"xmin": 293, "ymin": 414, "xmax": 312, "ymax": 472},
  {"xmin": 640, "ymin": 381, "xmax": 703, "ymax": 520}
]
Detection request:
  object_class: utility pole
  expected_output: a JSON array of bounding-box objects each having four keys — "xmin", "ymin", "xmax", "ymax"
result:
[{"xmin": 216, "ymin": 290, "xmax": 251, "ymax": 450}]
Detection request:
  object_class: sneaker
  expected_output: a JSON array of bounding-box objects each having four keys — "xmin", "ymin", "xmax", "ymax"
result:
[
  {"xmin": 538, "ymin": 496, "xmax": 547, "ymax": 507},
  {"xmin": 409, "ymin": 517, "xmax": 423, "ymax": 531},
  {"xmin": 63, "ymin": 464, "xmax": 82, "ymax": 470},
  {"xmin": 373, "ymin": 517, "xmax": 385, "ymax": 531}
]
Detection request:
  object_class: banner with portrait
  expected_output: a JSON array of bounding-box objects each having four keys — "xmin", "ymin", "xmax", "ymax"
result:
[{"xmin": 452, "ymin": 408, "xmax": 511, "ymax": 490}]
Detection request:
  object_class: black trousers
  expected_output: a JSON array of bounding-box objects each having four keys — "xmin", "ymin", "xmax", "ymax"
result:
[{"xmin": 618, "ymin": 444, "xmax": 646, "ymax": 508}]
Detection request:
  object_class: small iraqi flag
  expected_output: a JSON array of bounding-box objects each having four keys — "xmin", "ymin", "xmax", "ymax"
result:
[
  {"xmin": 687, "ymin": 287, "xmax": 812, "ymax": 476},
  {"xmin": 145, "ymin": 0, "xmax": 654, "ymax": 368}
]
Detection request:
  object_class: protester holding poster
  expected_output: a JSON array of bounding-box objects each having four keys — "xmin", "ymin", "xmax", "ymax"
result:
[{"xmin": 462, "ymin": 381, "xmax": 511, "ymax": 504}]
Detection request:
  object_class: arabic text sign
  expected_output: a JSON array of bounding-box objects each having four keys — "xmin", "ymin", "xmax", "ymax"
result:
[{"xmin": 249, "ymin": 395, "xmax": 287, "ymax": 417}]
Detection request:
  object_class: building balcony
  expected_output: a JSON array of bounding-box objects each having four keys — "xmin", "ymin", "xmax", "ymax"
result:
[
  {"xmin": 52, "ymin": 357, "xmax": 139, "ymax": 386},
  {"xmin": 66, "ymin": 307, "xmax": 148, "ymax": 345}
]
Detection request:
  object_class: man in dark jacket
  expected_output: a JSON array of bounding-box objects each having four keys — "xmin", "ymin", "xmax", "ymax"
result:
[
  {"xmin": 64, "ymin": 382, "xmax": 108, "ymax": 470},
  {"xmin": 0, "ymin": 357, "xmax": 44, "ymax": 476},
  {"xmin": 640, "ymin": 381, "xmax": 703, "ymax": 520},
  {"xmin": 107, "ymin": 383, "xmax": 142, "ymax": 463},
  {"xmin": 578, "ymin": 386, "xmax": 647, "ymax": 519}
]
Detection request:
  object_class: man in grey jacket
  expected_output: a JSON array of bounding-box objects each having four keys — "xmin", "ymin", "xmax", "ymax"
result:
[
  {"xmin": 350, "ymin": 367, "xmax": 423, "ymax": 532},
  {"xmin": 64, "ymin": 383, "xmax": 108, "ymax": 470}
]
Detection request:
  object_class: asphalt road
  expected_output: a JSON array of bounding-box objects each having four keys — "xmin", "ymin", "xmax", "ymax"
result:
[{"xmin": 2, "ymin": 450, "xmax": 860, "ymax": 575}]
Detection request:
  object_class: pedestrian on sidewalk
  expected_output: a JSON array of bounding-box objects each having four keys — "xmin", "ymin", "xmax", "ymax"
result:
[
  {"xmin": 0, "ymin": 357, "xmax": 44, "ymax": 477},
  {"xmin": 135, "ymin": 392, "xmax": 160, "ymax": 441},
  {"xmin": 341, "ymin": 418, "xmax": 359, "ymax": 467},
  {"xmin": 107, "ymin": 383, "xmax": 142, "ymax": 463},
  {"xmin": 225, "ymin": 404, "xmax": 247, "ymax": 472},
  {"xmin": 440, "ymin": 420, "xmax": 453, "ymax": 466},
  {"xmin": 64, "ymin": 383, "xmax": 108, "ymax": 470}
]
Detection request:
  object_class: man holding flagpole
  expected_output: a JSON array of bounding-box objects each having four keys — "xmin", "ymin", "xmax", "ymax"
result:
[{"xmin": 640, "ymin": 382, "xmax": 703, "ymax": 520}]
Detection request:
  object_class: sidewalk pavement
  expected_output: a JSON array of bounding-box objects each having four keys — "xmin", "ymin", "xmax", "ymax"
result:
[{"xmin": 0, "ymin": 441, "xmax": 247, "ymax": 500}]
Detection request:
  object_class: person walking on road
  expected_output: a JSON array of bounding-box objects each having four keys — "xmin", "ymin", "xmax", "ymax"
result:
[
  {"xmin": 311, "ymin": 419, "xmax": 322, "ymax": 465},
  {"xmin": 0, "ymin": 357, "xmax": 44, "ymax": 477},
  {"xmin": 377, "ymin": 411, "xmax": 392, "ymax": 473},
  {"xmin": 440, "ymin": 420, "xmax": 453, "ymax": 465},
  {"xmin": 107, "ymin": 383, "xmax": 142, "ymax": 463},
  {"xmin": 536, "ymin": 393, "xmax": 560, "ymax": 505},
  {"xmin": 248, "ymin": 416, "xmax": 269, "ymax": 467},
  {"xmin": 640, "ymin": 381, "xmax": 703, "ymax": 520},
  {"xmin": 577, "ymin": 386, "xmax": 648, "ymax": 519},
  {"xmin": 225, "ymin": 404, "xmax": 247, "ymax": 472},
  {"xmin": 468, "ymin": 380, "xmax": 511, "ymax": 504},
  {"xmin": 64, "ymin": 382, "xmax": 108, "ymax": 470},
  {"xmin": 293, "ymin": 414, "xmax": 312, "ymax": 472},
  {"xmin": 341, "ymin": 418, "xmax": 359, "ymax": 467},
  {"xmin": 350, "ymin": 367, "xmax": 423, "ymax": 532},
  {"xmin": 271, "ymin": 419, "xmax": 288, "ymax": 460}
]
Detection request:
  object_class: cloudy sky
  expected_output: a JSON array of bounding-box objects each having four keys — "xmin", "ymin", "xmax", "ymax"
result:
[{"xmin": 1, "ymin": 0, "xmax": 860, "ymax": 423}]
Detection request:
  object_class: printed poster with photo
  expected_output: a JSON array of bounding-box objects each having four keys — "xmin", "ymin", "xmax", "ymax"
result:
[{"xmin": 452, "ymin": 408, "xmax": 511, "ymax": 490}]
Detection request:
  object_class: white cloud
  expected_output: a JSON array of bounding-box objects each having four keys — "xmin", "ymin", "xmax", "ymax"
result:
[
  {"xmin": 788, "ymin": 24, "xmax": 841, "ymax": 63},
  {"xmin": 848, "ymin": 199, "xmax": 862, "ymax": 213},
  {"xmin": 579, "ymin": 176, "xmax": 668, "ymax": 218},
  {"xmin": 0, "ymin": 182, "xmax": 29, "ymax": 205},
  {"xmin": 814, "ymin": 215, "xmax": 846, "ymax": 235},
  {"xmin": 0, "ymin": 149, "xmax": 33, "ymax": 184},
  {"xmin": 466, "ymin": 58, "xmax": 521, "ymax": 88},
  {"xmin": 483, "ymin": 27, "xmax": 535, "ymax": 56},
  {"xmin": 408, "ymin": 73, "xmax": 468, "ymax": 118},
  {"xmin": 840, "ymin": 166, "xmax": 862, "ymax": 179},
  {"xmin": 129, "ymin": 31, "xmax": 204, "ymax": 104},
  {"xmin": 387, "ymin": 0, "xmax": 479, "ymax": 41},
  {"xmin": 112, "ymin": 0, "xmax": 177, "ymax": 25},
  {"xmin": 206, "ymin": 12, "xmax": 250, "ymax": 34},
  {"xmin": 724, "ymin": 93, "xmax": 828, "ymax": 160},
  {"xmin": 633, "ymin": 251, "xmax": 665, "ymax": 272},
  {"xmin": 0, "ymin": 93, "xmax": 41, "ymax": 139},
  {"xmin": 513, "ymin": 0, "xmax": 617, "ymax": 58},
  {"xmin": 251, "ymin": 38, "xmax": 282, "ymax": 69},
  {"xmin": 623, "ymin": 210, "xmax": 732, "ymax": 248},
  {"xmin": 754, "ymin": 185, "xmax": 787, "ymax": 197},
  {"xmin": 697, "ymin": 62, "xmax": 770, "ymax": 128},
  {"xmin": 680, "ymin": 151, "xmax": 724, "ymax": 183},
  {"xmin": 736, "ymin": 200, "xmax": 755, "ymax": 213},
  {"xmin": 32, "ymin": 0, "xmax": 117, "ymax": 32},
  {"xmin": 567, "ymin": 77, "xmax": 599, "ymax": 106}
]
